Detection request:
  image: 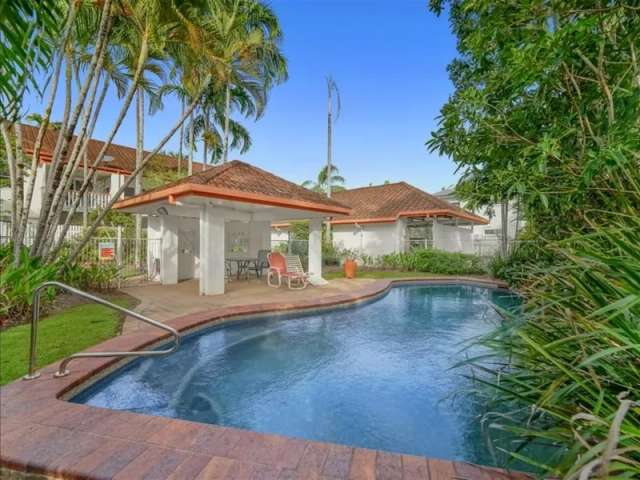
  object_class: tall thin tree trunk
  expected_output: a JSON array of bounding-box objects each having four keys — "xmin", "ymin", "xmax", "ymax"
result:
[
  {"xmin": 135, "ymin": 87, "xmax": 144, "ymax": 269},
  {"xmin": 203, "ymin": 111, "xmax": 209, "ymax": 168},
  {"xmin": 500, "ymin": 200, "xmax": 509, "ymax": 256},
  {"xmin": 31, "ymin": 0, "xmax": 113, "ymax": 255},
  {"xmin": 178, "ymin": 98, "xmax": 185, "ymax": 175},
  {"xmin": 51, "ymin": 35, "xmax": 151, "ymax": 258},
  {"xmin": 38, "ymin": 22, "xmax": 113, "ymax": 257},
  {"xmin": 326, "ymin": 81, "xmax": 332, "ymax": 199},
  {"xmin": 13, "ymin": 124, "xmax": 25, "ymax": 262},
  {"xmin": 82, "ymin": 150, "xmax": 88, "ymax": 228},
  {"xmin": 326, "ymin": 79, "xmax": 333, "ymax": 240},
  {"xmin": 1, "ymin": 122, "xmax": 18, "ymax": 242},
  {"xmin": 188, "ymin": 113, "xmax": 194, "ymax": 175},
  {"xmin": 64, "ymin": 81, "xmax": 211, "ymax": 264},
  {"xmin": 223, "ymin": 84, "xmax": 230, "ymax": 163},
  {"xmin": 13, "ymin": 3, "xmax": 79, "ymax": 259}
]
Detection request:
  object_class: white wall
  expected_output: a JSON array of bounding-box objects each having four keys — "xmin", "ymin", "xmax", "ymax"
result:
[
  {"xmin": 147, "ymin": 216, "xmax": 162, "ymax": 281},
  {"xmin": 332, "ymin": 223, "xmax": 398, "ymax": 257},
  {"xmin": 433, "ymin": 221, "xmax": 473, "ymax": 253},
  {"xmin": 177, "ymin": 217, "xmax": 199, "ymax": 281}
]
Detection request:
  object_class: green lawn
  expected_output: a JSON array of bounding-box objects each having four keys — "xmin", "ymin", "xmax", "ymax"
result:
[
  {"xmin": 324, "ymin": 270, "xmax": 444, "ymax": 280},
  {"xmin": 0, "ymin": 300, "xmax": 130, "ymax": 385}
]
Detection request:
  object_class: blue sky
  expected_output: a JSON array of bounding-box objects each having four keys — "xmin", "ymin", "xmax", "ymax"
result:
[{"xmin": 25, "ymin": 0, "xmax": 459, "ymax": 194}]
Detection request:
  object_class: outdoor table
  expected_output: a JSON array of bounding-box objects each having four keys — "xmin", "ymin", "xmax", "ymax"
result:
[{"xmin": 225, "ymin": 256, "xmax": 259, "ymax": 280}]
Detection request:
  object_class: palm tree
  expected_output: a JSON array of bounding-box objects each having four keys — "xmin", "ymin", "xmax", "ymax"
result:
[
  {"xmin": 302, "ymin": 165, "xmax": 346, "ymax": 194},
  {"xmin": 198, "ymin": 0, "xmax": 287, "ymax": 163}
]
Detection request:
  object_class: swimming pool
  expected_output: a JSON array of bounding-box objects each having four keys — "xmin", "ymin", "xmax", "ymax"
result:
[{"xmin": 72, "ymin": 284, "xmax": 520, "ymax": 467}]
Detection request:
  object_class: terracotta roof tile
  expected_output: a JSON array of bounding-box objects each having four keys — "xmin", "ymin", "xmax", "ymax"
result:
[
  {"xmin": 114, "ymin": 160, "xmax": 351, "ymax": 214},
  {"xmin": 19, "ymin": 124, "xmax": 204, "ymax": 174},
  {"xmin": 330, "ymin": 182, "xmax": 488, "ymax": 224}
]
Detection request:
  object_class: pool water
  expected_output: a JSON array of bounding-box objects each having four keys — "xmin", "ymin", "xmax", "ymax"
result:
[{"xmin": 73, "ymin": 285, "xmax": 522, "ymax": 467}]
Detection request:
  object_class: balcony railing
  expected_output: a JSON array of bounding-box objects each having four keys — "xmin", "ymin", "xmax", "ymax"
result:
[{"xmin": 64, "ymin": 190, "xmax": 110, "ymax": 211}]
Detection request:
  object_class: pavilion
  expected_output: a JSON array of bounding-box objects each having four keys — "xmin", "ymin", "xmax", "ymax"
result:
[{"xmin": 114, "ymin": 160, "xmax": 350, "ymax": 295}]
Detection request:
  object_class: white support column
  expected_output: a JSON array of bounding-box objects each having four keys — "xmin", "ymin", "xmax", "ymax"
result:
[
  {"xmin": 395, "ymin": 218, "xmax": 406, "ymax": 253},
  {"xmin": 308, "ymin": 218, "xmax": 327, "ymax": 286},
  {"xmin": 199, "ymin": 204, "xmax": 226, "ymax": 295},
  {"xmin": 160, "ymin": 215, "xmax": 179, "ymax": 285},
  {"xmin": 109, "ymin": 173, "xmax": 124, "ymax": 200}
]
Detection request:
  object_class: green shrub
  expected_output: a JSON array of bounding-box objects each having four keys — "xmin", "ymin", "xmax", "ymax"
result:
[
  {"xmin": 373, "ymin": 249, "xmax": 485, "ymax": 275},
  {"xmin": 0, "ymin": 244, "xmax": 120, "ymax": 324},
  {"xmin": 469, "ymin": 206, "xmax": 640, "ymax": 477}
]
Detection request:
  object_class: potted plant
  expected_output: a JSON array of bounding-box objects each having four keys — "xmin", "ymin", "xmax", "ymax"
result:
[{"xmin": 343, "ymin": 254, "xmax": 357, "ymax": 279}]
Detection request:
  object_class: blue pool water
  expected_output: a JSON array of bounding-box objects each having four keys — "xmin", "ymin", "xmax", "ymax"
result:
[{"xmin": 73, "ymin": 284, "xmax": 522, "ymax": 466}]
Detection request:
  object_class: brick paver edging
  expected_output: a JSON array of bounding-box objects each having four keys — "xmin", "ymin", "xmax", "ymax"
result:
[{"xmin": 1, "ymin": 278, "xmax": 530, "ymax": 480}]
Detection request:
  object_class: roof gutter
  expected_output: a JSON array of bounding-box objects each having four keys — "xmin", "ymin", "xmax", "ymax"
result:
[
  {"xmin": 330, "ymin": 209, "xmax": 489, "ymax": 225},
  {"xmin": 113, "ymin": 183, "xmax": 352, "ymax": 216}
]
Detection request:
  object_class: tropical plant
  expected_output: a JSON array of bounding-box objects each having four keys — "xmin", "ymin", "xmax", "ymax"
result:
[
  {"xmin": 427, "ymin": 2, "xmax": 640, "ymax": 476},
  {"xmin": 303, "ymin": 165, "xmax": 346, "ymax": 194},
  {"xmin": 3, "ymin": 0, "xmax": 287, "ymax": 271},
  {"xmin": 427, "ymin": 1, "xmax": 640, "ymax": 251},
  {"xmin": 468, "ymin": 176, "xmax": 640, "ymax": 478},
  {"xmin": 0, "ymin": 1, "xmax": 64, "ymax": 120}
]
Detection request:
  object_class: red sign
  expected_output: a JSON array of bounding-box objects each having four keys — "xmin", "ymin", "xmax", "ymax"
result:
[{"xmin": 99, "ymin": 241, "xmax": 115, "ymax": 261}]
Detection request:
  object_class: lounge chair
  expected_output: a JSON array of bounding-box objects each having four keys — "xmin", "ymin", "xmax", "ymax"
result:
[{"xmin": 267, "ymin": 252, "xmax": 310, "ymax": 289}]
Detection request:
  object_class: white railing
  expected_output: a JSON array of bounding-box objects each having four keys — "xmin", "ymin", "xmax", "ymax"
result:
[
  {"xmin": 64, "ymin": 190, "xmax": 110, "ymax": 211},
  {"xmin": 0, "ymin": 221, "xmax": 84, "ymax": 246}
]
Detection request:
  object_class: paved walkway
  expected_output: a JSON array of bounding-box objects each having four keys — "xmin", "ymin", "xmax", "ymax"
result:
[{"xmin": 121, "ymin": 278, "xmax": 377, "ymax": 333}]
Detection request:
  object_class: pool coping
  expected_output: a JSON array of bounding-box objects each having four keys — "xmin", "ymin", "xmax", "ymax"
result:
[{"xmin": 1, "ymin": 277, "xmax": 531, "ymax": 480}]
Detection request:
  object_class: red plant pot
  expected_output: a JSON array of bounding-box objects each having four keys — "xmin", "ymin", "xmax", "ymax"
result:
[{"xmin": 344, "ymin": 259, "xmax": 357, "ymax": 279}]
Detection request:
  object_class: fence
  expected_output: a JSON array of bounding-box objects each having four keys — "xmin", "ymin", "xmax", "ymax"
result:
[
  {"xmin": 71, "ymin": 232, "xmax": 162, "ymax": 288},
  {"xmin": 0, "ymin": 221, "xmax": 84, "ymax": 246},
  {"xmin": 1, "ymin": 221, "xmax": 161, "ymax": 288}
]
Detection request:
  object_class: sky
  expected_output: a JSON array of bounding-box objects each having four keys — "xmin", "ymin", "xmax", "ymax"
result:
[{"xmin": 24, "ymin": 0, "xmax": 460, "ymax": 194}]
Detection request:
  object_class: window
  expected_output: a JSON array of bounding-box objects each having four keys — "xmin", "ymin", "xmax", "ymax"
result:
[{"xmin": 228, "ymin": 230, "xmax": 249, "ymax": 254}]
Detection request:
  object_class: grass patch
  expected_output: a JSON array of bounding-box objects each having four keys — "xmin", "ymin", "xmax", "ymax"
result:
[
  {"xmin": 325, "ymin": 270, "xmax": 446, "ymax": 280},
  {"xmin": 0, "ymin": 299, "xmax": 131, "ymax": 385}
]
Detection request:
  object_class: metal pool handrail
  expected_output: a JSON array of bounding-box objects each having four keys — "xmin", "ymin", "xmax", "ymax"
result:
[{"xmin": 23, "ymin": 281, "xmax": 181, "ymax": 380}]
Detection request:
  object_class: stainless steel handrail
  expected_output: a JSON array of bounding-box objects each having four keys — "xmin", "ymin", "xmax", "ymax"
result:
[{"xmin": 23, "ymin": 281, "xmax": 181, "ymax": 380}]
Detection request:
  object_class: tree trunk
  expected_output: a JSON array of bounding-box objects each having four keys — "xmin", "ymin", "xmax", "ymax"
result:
[
  {"xmin": 135, "ymin": 86, "xmax": 144, "ymax": 269},
  {"xmin": 30, "ymin": 0, "xmax": 113, "ymax": 255},
  {"xmin": 203, "ymin": 111, "xmax": 209, "ymax": 167},
  {"xmin": 38, "ymin": 22, "xmax": 113, "ymax": 257},
  {"xmin": 13, "ymin": 124, "xmax": 25, "ymax": 262},
  {"xmin": 500, "ymin": 200, "xmax": 509, "ymax": 256},
  {"xmin": 188, "ymin": 112, "xmax": 194, "ymax": 175},
  {"xmin": 64, "ymin": 79, "xmax": 211, "ymax": 264},
  {"xmin": 1, "ymin": 122, "xmax": 18, "ymax": 242},
  {"xmin": 13, "ymin": 3, "xmax": 79, "ymax": 258},
  {"xmin": 49, "ymin": 35, "xmax": 151, "ymax": 259},
  {"xmin": 178, "ymin": 97, "xmax": 185, "ymax": 175},
  {"xmin": 223, "ymin": 84, "xmax": 230, "ymax": 163}
]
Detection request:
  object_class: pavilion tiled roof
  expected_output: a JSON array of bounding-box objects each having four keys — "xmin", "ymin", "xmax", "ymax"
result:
[
  {"xmin": 19, "ymin": 124, "xmax": 204, "ymax": 175},
  {"xmin": 329, "ymin": 182, "xmax": 488, "ymax": 224},
  {"xmin": 114, "ymin": 160, "xmax": 351, "ymax": 215}
]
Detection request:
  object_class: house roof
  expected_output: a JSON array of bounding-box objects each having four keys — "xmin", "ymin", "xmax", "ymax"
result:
[
  {"xmin": 114, "ymin": 160, "xmax": 352, "ymax": 215},
  {"xmin": 19, "ymin": 124, "xmax": 204, "ymax": 175},
  {"xmin": 328, "ymin": 182, "xmax": 488, "ymax": 225}
]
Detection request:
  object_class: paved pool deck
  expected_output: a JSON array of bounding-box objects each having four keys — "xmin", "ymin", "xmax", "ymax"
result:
[
  {"xmin": 1, "ymin": 277, "xmax": 528, "ymax": 480},
  {"xmin": 120, "ymin": 277, "xmax": 379, "ymax": 329}
]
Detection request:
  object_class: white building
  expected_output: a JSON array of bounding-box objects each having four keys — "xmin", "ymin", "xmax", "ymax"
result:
[
  {"xmin": 0, "ymin": 124, "xmax": 200, "ymax": 224},
  {"xmin": 271, "ymin": 182, "xmax": 488, "ymax": 257},
  {"xmin": 432, "ymin": 186, "xmax": 522, "ymax": 242}
]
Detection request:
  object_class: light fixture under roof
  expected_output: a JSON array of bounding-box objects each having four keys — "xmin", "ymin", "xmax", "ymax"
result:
[{"xmin": 103, "ymin": 155, "xmax": 115, "ymax": 163}]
